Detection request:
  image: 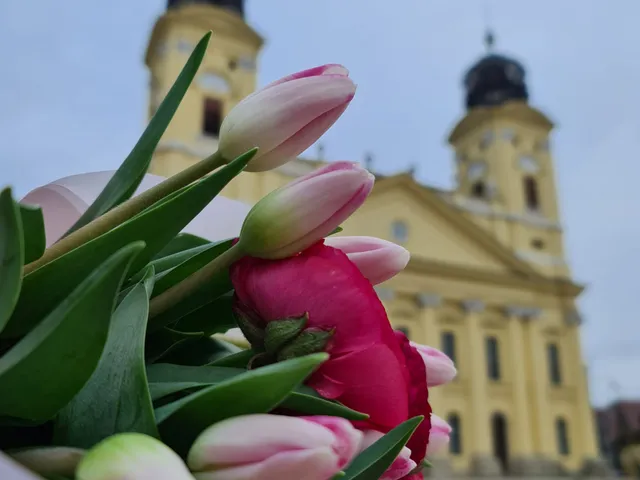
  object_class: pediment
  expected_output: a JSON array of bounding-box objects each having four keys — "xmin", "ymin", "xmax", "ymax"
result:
[{"xmin": 340, "ymin": 175, "xmax": 539, "ymax": 278}]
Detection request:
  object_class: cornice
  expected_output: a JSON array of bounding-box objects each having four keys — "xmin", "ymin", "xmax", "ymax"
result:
[
  {"xmin": 146, "ymin": 5, "xmax": 264, "ymax": 67},
  {"xmin": 406, "ymin": 256, "xmax": 583, "ymax": 297},
  {"xmin": 447, "ymin": 100, "xmax": 554, "ymax": 145},
  {"xmin": 373, "ymin": 176, "xmax": 542, "ymax": 279}
]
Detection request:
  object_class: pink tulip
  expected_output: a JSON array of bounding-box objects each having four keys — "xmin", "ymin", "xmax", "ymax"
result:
[
  {"xmin": 219, "ymin": 64, "xmax": 356, "ymax": 172},
  {"xmin": 237, "ymin": 162, "xmax": 374, "ymax": 259},
  {"xmin": 427, "ymin": 414, "xmax": 452, "ymax": 456},
  {"xmin": 359, "ymin": 430, "xmax": 416, "ymax": 480},
  {"xmin": 324, "ymin": 236, "xmax": 410, "ymax": 285},
  {"xmin": 410, "ymin": 342, "xmax": 457, "ymax": 387},
  {"xmin": 20, "ymin": 172, "xmax": 251, "ymax": 247},
  {"xmin": 187, "ymin": 414, "xmax": 362, "ymax": 480}
]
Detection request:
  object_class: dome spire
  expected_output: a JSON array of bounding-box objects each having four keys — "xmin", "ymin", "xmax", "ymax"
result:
[{"xmin": 484, "ymin": 29, "xmax": 495, "ymax": 52}]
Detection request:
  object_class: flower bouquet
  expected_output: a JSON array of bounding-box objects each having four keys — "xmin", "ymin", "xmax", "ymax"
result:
[{"xmin": 0, "ymin": 33, "xmax": 456, "ymax": 480}]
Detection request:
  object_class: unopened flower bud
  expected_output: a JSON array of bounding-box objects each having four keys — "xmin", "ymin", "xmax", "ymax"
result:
[{"xmin": 75, "ymin": 433, "xmax": 193, "ymax": 480}]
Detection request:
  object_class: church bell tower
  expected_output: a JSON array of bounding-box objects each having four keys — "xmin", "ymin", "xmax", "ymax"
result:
[
  {"xmin": 448, "ymin": 32, "xmax": 569, "ymax": 277},
  {"xmin": 145, "ymin": 0, "xmax": 264, "ymax": 178}
]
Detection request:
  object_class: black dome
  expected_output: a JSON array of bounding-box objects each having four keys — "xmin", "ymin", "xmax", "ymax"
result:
[
  {"xmin": 167, "ymin": 0, "xmax": 244, "ymax": 17},
  {"xmin": 463, "ymin": 53, "xmax": 529, "ymax": 110}
]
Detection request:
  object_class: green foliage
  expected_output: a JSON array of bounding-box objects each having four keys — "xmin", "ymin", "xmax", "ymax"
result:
[
  {"xmin": 18, "ymin": 204, "xmax": 45, "ymax": 264},
  {"xmin": 53, "ymin": 267, "xmax": 158, "ymax": 447},
  {"xmin": 0, "ymin": 31, "xmax": 411, "ymax": 480},
  {"xmin": 3, "ymin": 151, "xmax": 252, "ymax": 339},
  {"xmin": 0, "ymin": 243, "xmax": 143, "ymax": 422},
  {"xmin": 340, "ymin": 416, "xmax": 424, "ymax": 480},
  {"xmin": 154, "ymin": 353, "xmax": 328, "ymax": 456},
  {"xmin": 0, "ymin": 189, "xmax": 23, "ymax": 333}
]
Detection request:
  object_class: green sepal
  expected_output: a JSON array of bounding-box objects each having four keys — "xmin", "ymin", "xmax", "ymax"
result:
[
  {"xmin": 277, "ymin": 328, "xmax": 334, "ymax": 361},
  {"xmin": 264, "ymin": 313, "xmax": 308, "ymax": 354},
  {"xmin": 233, "ymin": 307, "xmax": 265, "ymax": 347}
]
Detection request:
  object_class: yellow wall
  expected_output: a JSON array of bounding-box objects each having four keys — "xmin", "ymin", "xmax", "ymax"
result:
[{"xmin": 144, "ymin": 3, "xmax": 600, "ymax": 475}]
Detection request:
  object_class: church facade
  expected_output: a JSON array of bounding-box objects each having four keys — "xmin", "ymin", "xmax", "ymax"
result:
[{"xmin": 144, "ymin": 1, "xmax": 605, "ymax": 475}]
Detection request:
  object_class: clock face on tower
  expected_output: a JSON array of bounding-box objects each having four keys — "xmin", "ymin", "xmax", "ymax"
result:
[
  {"xmin": 518, "ymin": 155, "xmax": 540, "ymax": 173},
  {"xmin": 467, "ymin": 161, "xmax": 486, "ymax": 180}
]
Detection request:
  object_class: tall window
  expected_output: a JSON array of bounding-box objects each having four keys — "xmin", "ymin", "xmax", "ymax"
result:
[
  {"xmin": 524, "ymin": 176, "xmax": 540, "ymax": 211},
  {"xmin": 441, "ymin": 331, "xmax": 456, "ymax": 364},
  {"xmin": 202, "ymin": 98, "xmax": 222, "ymax": 137},
  {"xmin": 471, "ymin": 180, "xmax": 486, "ymax": 199},
  {"xmin": 486, "ymin": 336, "xmax": 501, "ymax": 380},
  {"xmin": 555, "ymin": 418, "xmax": 570, "ymax": 455},
  {"xmin": 547, "ymin": 343, "xmax": 562, "ymax": 385},
  {"xmin": 391, "ymin": 220, "xmax": 409, "ymax": 243},
  {"xmin": 448, "ymin": 413, "xmax": 462, "ymax": 454}
]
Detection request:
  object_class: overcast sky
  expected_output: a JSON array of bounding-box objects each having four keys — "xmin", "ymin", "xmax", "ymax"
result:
[{"xmin": 1, "ymin": 0, "xmax": 639, "ymax": 407}]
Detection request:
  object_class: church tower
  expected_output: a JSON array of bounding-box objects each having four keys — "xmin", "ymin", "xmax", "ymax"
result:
[
  {"xmin": 145, "ymin": 0, "xmax": 263, "ymax": 178},
  {"xmin": 448, "ymin": 33, "xmax": 568, "ymax": 277}
]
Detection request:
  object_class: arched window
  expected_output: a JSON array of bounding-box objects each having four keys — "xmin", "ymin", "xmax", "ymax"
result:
[
  {"xmin": 471, "ymin": 181, "xmax": 486, "ymax": 199},
  {"xmin": 202, "ymin": 98, "xmax": 222, "ymax": 137},
  {"xmin": 547, "ymin": 343, "xmax": 562, "ymax": 385},
  {"xmin": 447, "ymin": 413, "xmax": 462, "ymax": 454},
  {"xmin": 524, "ymin": 176, "xmax": 540, "ymax": 211},
  {"xmin": 492, "ymin": 412, "xmax": 509, "ymax": 470},
  {"xmin": 441, "ymin": 331, "xmax": 456, "ymax": 364},
  {"xmin": 391, "ymin": 220, "xmax": 409, "ymax": 243},
  {"xmin": 486, "ymin": 336, "xmax": 501, "ymax": 380},
  {"xmin": 555, "ymin": 417, "xmax": 570, "ymax": 455}
]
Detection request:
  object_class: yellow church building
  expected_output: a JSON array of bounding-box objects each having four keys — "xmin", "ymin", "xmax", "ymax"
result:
[{"xmin": 144, "ymin": 1, "xmax": 612, "ymax": 476}]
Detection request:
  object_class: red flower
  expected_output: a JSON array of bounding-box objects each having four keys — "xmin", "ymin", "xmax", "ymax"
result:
[{"xmin": 230, "ymin": 241, "xmax": 432, "ymax": 463}]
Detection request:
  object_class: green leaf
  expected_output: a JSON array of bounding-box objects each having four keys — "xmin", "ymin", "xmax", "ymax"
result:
[
  {"xmin": 328, "ymin": 226, "xmax": 343, "ymax": 236},
  {"xmin": 208, "ymin": 348, "xmax": 255, "ymax": 368},
  {"xmin": 63, "ymin": 32, "xmax": 212, "ymax": 235},
  {"xmin": 53, "ymin": 266, "xmax": 159, "ymax": 448},
  {"xmin": 280, "ymin": 385, "xmax": 368, "ymax": 421},
  {"xmin": 341, "ymin": 416, "xmax": 423, "ymax": 480},
  {"xmin": 18, "ymin": 204, "xmax": 45, "ymax": 264},
  {"xmin": 146, "ymin": 363, "xmax": 367, "ymax": 420},
  {"xmin": 172, "ymin": 293, "xmax": 235, "ymax": 335},
  {"xmin": 154, "ymin": 353, "xmax": 328, "ymax": 456},
  {"xmin": 154, "ymin": 233, "xmax": 211, "ymax": 259},
  {"xmin": 157, "ymin": 336, "xmax": 237, "ymax": 366},
  {"xmin": 149, "ymin": 272, "xmax": 233, "ymax": 332},
  {"xmin": 145, "ymin": 328, "xmax": 204, "ymax": 364},
  {"xmin": 0, "ymin": 242, "xmax": 143, "ymax": 422},
  {"xmin": 0, "ymin": 189, "xmax": 23, "ymax": 334},
  {"xmin": 152, "ymin": 240, "xmax": 232, "ymax": 297},
  {"xmin": 3, "ymin": 151, "xmax": 254, "ymax": 339}
]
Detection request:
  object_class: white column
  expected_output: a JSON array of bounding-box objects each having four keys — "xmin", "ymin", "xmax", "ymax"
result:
[
  {"xmin": 417, "ymin": 293, "xmax": 442, "ymax": 411},
  {"xmin": 462, "ymin": 299, "xmax": 491, "ymax": 456}
]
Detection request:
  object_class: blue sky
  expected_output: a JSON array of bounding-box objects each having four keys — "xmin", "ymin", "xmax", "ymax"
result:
[{"xmin": 1, "ymin": 0, "xmax": 639, "ymax": 406}]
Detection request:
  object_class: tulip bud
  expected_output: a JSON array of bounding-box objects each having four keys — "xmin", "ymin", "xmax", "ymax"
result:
[
  {"xmin": 427, "ymin": 414, "xmax": 452, "ymax": 456},
  {"xmin": 237, "ymin": 162, "xmax": 374, "ymax": 259},
  {"xmin": 219, "ymin": 64, "xmax": 356, "ymax": 172},
  {"xmin": 75, "ymin": 433, "xmax": 193, "ymax": 480},
  {"xmin": 187, "ymin": 414, "xmax": 362, "ymax": 480},
  {"xmin": 324, "ymin": 236, "xmax": 410, "ymax": 285},
  {"xmin": 359, "ymin": 430, "xmax": 416, "ymax": 480},
  {"xmin": 410, "ymin": 342, "xmax": 457, "ymax": 387},
  {"xmin": 9, "ymin": 447, "xmax": 85, "ymax": 477}
]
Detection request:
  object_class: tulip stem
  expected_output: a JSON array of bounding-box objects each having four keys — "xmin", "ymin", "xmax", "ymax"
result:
[
  {"xmin": 148, "ymin": 244, "xmax": 244, "ymax": 318},
  {"xmin": 24, "ymin": 150, "xmax": 228, "ymax": 275}
]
